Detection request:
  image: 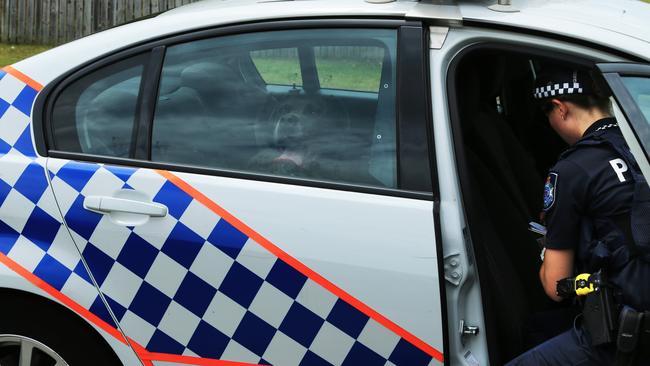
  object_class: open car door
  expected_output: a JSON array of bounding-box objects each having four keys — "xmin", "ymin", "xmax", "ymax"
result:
[{"xmin": 598, "ymin": 63, "xmax": 650, "ymax": 183}]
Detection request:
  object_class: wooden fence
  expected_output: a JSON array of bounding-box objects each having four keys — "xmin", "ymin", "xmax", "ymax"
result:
[{"xmin": 0, "ymin": 0, "xmax": 202, "ymax": 45}]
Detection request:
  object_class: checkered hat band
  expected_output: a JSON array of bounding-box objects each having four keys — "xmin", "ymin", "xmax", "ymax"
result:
[
  {"xmin": 0, "ymin": 70, "xmax": 442, "ymax": 366},
  {"xmin": 533, "ymin": 82, "xmax": 583, "ymax": 99}
]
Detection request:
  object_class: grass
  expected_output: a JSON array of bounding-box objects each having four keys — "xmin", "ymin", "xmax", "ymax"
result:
[
  {"xmin": 252, "ymin": 56, "xmax": 382, "ymax": 93},
  {"xmin": 0, "ymin": 43, "xmax": 51, "ymax": 67},
  {"xmin": 1, "ymin": 46, "xmax": 382, "ymax": 93}
]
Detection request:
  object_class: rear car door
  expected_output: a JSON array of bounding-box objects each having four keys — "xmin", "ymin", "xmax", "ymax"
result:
[{"xmin": 42, "ymin": 21, "xmax": 445, "ymax": 366}]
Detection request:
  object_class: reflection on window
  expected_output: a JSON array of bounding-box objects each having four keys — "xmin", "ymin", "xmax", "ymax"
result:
[
  {"xmin": 315, "ymin": 46, "xmax": 384, "ymax": 92},
  {"xmin": 622, "ymin": 77, "xmax": 650, "ymax": 124},
  {"xmin": 51, "ymin": 55, "xmax": 145, "ymax": 158},
  {"xmin": 152, "ymin": 29, "xmax": 398, "ymax": 189},
  {"xmin": 251, "ymin": 48, "xmax": 302, "ymax": 86}
]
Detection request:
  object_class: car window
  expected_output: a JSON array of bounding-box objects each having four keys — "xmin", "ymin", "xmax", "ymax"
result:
[
  {"xmin": 151, "ymin": 29, "xmax": 398, "ymax": 188},
  {"xmin": 621, "ymin": 76, "xmax": 650, "ymax": 130},
  {"xmin": 314, "ymin": 45, "xmax": 384, "ymax": 92},
  {"xmin": 250, "ymin": 48, "xmax": 303, "ymax": 87},
  {"xmin": 51, "ymin": 54, "xmax": 146, "ymax": 158}
]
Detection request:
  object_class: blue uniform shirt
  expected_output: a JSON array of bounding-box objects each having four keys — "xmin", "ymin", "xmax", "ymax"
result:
[{"xmin": 543, "ymin": 117, "xmax": 635, "ymax": 251}]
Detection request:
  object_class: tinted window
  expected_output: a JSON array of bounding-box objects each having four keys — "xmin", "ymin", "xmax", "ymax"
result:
[
  {"xmin": 152, "ymin": 29, "xmax": 397, "ymax": 188},
  {"xmin": 622, "ymin": 77, "xmax": 650, "ymax": 128},
  {"xmin": 315, "ymin": 46, "xmax": 384, "ymax": 92},
  {"xmin": 51, "ymin": 55, "xmax": 146, "ymax": 158},
  {"xmin": 251, "ymin": 48, "xmax": 302, "ymax": 87}
]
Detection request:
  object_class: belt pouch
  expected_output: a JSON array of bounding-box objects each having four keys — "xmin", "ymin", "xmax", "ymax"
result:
[{"xmin": 617, "ymin": 307, "xmax": 643, "ymax": 353}]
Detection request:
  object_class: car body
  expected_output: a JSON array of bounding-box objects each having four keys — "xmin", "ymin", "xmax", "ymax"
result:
[{"xmin": 0, "ymin": 0, "xmax": 649, "ymax": 365}]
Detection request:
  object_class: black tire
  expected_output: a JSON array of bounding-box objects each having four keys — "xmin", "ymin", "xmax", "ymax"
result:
[{"xmin": 0, "ymin": 289, "xmax": 122, "ymax": 366}]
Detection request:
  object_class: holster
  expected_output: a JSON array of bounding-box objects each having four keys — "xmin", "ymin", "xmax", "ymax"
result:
[{"xmin": 582, "ymin": 273, "xmax": 618, "ymax": 346}]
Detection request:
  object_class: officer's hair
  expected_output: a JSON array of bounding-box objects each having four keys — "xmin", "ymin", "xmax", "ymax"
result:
[{"xmin": 554, "ymin": 94, "xmax": 612, "ymax": 115}]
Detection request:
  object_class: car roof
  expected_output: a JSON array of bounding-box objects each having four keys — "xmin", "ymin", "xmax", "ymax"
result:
[{"xmin": 14, "ymin": 0, "xmax": 650, "ymax": 85}]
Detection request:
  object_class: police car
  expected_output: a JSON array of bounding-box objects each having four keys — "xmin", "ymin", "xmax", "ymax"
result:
[{"xmin": 0, "ymin": 0, "xmax": 649, "ymax": 365}]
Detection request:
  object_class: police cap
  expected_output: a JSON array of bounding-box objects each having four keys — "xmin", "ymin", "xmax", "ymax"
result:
[{"xmin": 532, "ymin": 68, "xmax": 595, "ymax": 101}]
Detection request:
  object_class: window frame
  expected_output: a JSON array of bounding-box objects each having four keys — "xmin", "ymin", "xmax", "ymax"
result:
[{"xmin": 34, "ymin": 18, "xmax": 437, "ymax": 200}]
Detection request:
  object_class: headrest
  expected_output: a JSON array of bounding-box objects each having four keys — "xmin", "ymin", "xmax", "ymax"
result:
[{"xmin": 180, "ymin": 62, "xmax": 241, "ymax": 94}]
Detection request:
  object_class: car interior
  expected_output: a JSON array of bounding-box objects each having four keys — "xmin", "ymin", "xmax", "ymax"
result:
[
  {"xmin": 152, "ymin": 37, "xmax": 396, "ymax": 188},
  {"xmin": 450, "ymin": 47, "xmax": 611, "ymax": 363}
]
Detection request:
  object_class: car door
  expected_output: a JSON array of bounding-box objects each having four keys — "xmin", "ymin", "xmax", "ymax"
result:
[
  {"xmin": 45, "ymin": 21, "xmax": 445, "ymax": 366},
  {"xmin": 599, "ymin": 63, "xmax": 650, "ymax": 180}
]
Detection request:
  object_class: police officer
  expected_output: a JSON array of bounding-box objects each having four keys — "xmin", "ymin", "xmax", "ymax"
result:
[{"xmin": 506, "ymin": 68, "xmax": 650, "ymax": 365}]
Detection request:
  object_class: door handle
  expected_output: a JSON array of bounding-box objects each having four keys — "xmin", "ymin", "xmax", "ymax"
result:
[{"xmin": 83, "ymin": 196, "xmax": 168, "ymax": 217}]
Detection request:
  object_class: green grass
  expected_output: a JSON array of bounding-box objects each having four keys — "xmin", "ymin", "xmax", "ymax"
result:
[
  {"xmin": 316, "ymin": 58, "xmax": 382, "ymax": 92},
  {"xmin": 252, "ymin": 56, "xmax": 382, "ymax": 93},
  {"xmin": 2, "ymin": 46, "xmax": 382, "ymax": 92},
  {"xmin": 251, "ymin": 57, "xmax": 303, "ymax": 87},
  {"xmin": 0, "ymin": 43, "xmax": 51, "ymax": 67}
]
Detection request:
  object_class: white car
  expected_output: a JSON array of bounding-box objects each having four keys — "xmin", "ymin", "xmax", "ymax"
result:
[{"xmin": 0, "ymin": 0, "xmax": 649, "ymax": 365}]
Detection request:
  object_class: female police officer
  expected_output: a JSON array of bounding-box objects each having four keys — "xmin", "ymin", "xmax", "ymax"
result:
[{"xmin": 506, "ymin": 68, "xmax": 650, "ymax": 365}]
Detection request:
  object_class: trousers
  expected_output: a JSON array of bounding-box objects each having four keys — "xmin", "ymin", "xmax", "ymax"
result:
[{"xmin": 505, "ymin": 317, "xmax": 616, "ymax": 366}]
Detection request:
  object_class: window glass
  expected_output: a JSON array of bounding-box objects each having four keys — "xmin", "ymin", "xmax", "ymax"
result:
[
  {"xmin": 622, "ymin": 77, "xmax": 650, "ymax": 127},
  {"xmin": 51, "ymin": 55, "xmax": 146, "ymax": 158},
  {"xmin": 315, "ymin": 46, "xmax": 384, "ymax": 92},
  {"xmin": 251, "ymin": 48, "xmax": 302, "ymax": 86},
  {"xmin": 152, "ymin": 29, "xmax": 398, "ymax": 188}
]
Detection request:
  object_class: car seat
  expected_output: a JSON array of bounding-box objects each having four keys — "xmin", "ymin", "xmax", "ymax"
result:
[
  {"xmin": 179, "ymin": 60, "xmax": 267, "ymax": 170},
  {"xmin": 455, "ymin": 53, "xmax": 556, "ymax": 361},
  {"xmin": 152, "ymin": 65, "xmax": 210, "ymax": 166}
]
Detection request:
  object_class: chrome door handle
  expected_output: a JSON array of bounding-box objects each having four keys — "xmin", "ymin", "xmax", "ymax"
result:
[{"xmin": 83, "ymin": 196, "xmax": 168, "ymax": 217}]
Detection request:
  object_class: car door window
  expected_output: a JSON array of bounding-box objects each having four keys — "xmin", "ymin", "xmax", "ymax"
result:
[
  {"xmin": 151, "ymin": 29, "xmax": 398, "ymax": 188},
  {"xmin": 621, "ymin": 76, "xmax": 650, "ymax": 133},
  {"xmin": 51, "ymin": 54, "xmax": 147, "ymax": 158},
  {"xmin": 314, "ymin": 45, "xmax": 384, "ymax": 92},
  {"xmin": 250, "ymin": 48, "xmax": 303, "ymax": 87}
]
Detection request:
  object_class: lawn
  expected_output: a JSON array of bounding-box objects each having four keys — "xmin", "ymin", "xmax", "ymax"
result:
[
  {"xmin": 251, "ymin": 56, "xmax": 382, "ymax": 93},
  {"xmin": 2, "ymin": 46, "xmax": 382, "ymax": 93},
  {"xmin": 0, "ymin": 43, "xmax": 51, "ymax": 67}
]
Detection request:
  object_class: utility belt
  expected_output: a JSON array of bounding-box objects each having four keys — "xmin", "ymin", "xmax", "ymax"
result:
[{"xmin": 557, "ymin": 271, "xmax": 650, "ymax": 364}]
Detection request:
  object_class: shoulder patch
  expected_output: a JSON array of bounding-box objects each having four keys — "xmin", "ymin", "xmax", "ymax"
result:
[{"xmin": 543, "ymin": 173, "xmax": 558, "ymax": 211}]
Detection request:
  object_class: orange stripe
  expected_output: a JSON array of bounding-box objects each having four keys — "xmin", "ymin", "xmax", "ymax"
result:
[
  {"xmin": 157, "ymin": 170, "xmax": 444, "ymax": 363},
  {"xmin": 0, "ymin": 252, "xmax": 127, "ymax": 344},
  {"xmin": 0, "ymin": 251, "xmax": 264, "ymax": 365},
  {"xmin": 2, "ymin": 66, "xmax": 43, "ymax": 92},
  {"xmin": 143, "ymin": 352, "xmax": 265, "ymax": 366}
]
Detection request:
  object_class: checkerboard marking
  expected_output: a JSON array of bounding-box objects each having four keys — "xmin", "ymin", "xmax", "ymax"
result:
[{"xmin": 0, "ymin": 68, "xmax": 443, "ymax": 365}]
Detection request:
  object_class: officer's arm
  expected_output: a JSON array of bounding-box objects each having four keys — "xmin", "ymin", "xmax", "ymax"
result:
[{"xmin": 539, "ymin": 248, "xmax": 574, "ymax": 302}]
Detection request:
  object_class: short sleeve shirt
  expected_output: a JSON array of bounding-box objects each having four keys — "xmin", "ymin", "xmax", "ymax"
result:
[{"xmin": 543, "ymin": 118, "xmax": 635, "ymax": 250}]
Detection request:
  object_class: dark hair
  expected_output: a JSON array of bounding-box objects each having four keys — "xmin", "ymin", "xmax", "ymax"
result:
[{"xmin": 552, "ymin": 94, "xmax": 612, "ymax": 114}]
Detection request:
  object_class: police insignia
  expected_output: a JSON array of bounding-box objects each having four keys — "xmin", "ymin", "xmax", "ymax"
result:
[{"xmin": 543, "ymin": 173, "xmax": 558, "ymax": 211}]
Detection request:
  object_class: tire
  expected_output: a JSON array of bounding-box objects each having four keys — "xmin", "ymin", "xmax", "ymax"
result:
[{"xmin": 0, "ymin": 290, "xmax": 122, "ymax": 366}]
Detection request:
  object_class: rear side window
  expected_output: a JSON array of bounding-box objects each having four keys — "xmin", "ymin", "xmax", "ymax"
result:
[
  {"xmin": 51, "ymin": 54, "xmax": 146, "ymax": 158},
  {"xmin": 314, "ymin": 46, "xmax": 384, "ymax": 92},
  {"xmin": 251, "ymin": 48, "xmax": 303, "ymax": 87},
  {"xmin": 151, "ymin": 28, "xmax": 398, "ymax": 188}
]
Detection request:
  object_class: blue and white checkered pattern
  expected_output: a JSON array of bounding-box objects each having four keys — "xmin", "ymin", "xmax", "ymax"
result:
[
  {"xmin": 0, "ymin": 68, "xmax": 439, "ymax": 365},
  {"xmin": 533, "ymin": 82, "xmax": 584, "ymax": 99},
  {"xmin": 0, "ymin": 70, "xmax": 116, "ymax": 326},
  {"xmin": 47, "ymin": 158, "xmax": 438, "ymax": 366}
]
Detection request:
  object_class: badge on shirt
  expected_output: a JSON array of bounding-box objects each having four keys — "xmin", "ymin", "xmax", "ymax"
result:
[{"xmin": 543, "ymin": 173, "xmax": 558, "ymax": 211}]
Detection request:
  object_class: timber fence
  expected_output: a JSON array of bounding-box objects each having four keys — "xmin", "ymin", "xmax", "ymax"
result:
[{"xmin": 0, "ymin": 0, "xmax": 202, "ymax": 45}]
